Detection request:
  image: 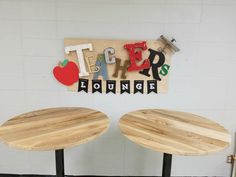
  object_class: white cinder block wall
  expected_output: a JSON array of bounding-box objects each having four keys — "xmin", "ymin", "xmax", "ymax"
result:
[{"xmin": 0, "ymin": 0, "xmax": 235, "ymax": 176}]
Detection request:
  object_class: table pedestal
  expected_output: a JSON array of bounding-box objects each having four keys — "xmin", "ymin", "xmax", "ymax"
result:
[
  {"xmin": 162, "ymin": 153, "xmax": 172, "ymax": 177},
  {"xmin": 55, "ymin": 149, "xmax": 65, "ymax": 177}
]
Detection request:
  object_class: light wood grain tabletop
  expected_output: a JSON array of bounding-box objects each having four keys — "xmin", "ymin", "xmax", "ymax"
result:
[
  {"xmin": 0, "ymin": 107, "xmax": 110, "ymax": 151},
  {"xmin": 119, "ymin": 109, "xmax": 230, "ymax": 156}
]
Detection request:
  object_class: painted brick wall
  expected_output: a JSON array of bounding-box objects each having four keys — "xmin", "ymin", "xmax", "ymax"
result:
[{"xmin": 0, "ymin": 0, "xmax": 235, "ymax": 176}]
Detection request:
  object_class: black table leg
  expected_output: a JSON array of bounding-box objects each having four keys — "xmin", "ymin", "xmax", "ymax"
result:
[
  {"xmin": 162, "ymin": 153, "xmax": 172, "ymax": 177},
  {"xmin": 55, "ymin": 149, "xmax": 65, "ymax": 177}
]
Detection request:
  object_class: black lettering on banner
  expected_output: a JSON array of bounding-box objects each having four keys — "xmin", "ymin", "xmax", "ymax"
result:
[
  {"xmin": 106, "ymin": 80, "xmax": 116, "ymax": 94},
  {"xmin": 139, "ymin": 49, "xmax": 165, "ymax": 80},
  {"xmin": 78, "ymin": 79, "xmax": 89, "ymax": 93},
  {"xmin": 120, "ymin": 80, "xmax": 130, "ymax": 94},
  {"xmin": 147, "ymin": 80, "xmax": 157, "ymax": 94},
  {"xmin": 92, "ymin": 80, "xmax": 102, "ymax": 93},
  {"xmin": 134, "ymin": 80, "xmax": 144, "ymax": 94}
]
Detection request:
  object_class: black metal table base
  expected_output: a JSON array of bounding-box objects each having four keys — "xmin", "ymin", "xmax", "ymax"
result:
[
  {"xmin": 162, "ymin": 153, "xmax": 172, "ymax": 177},
  {"xmin": 55, "ymin": 149, "xmax": 65, "ymax": 177},
  {"xmin": 55, "ymin": 149, "xmax": 171, "ymax": 177}
]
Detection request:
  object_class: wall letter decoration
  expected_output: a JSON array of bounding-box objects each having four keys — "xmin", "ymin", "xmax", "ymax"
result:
[
  {"xmin": 104, "ymin": 47, "xmax": 116, "ymax": 64},
  {"xmin": 112, "ymin": 58, "xmax": 130, "ymax": 79},
  {"xmin": 134, "ymin": 80, "xmax": 144, "ymax": 94},
  {"xmin": 78, "ymin": 79, "xmax": 89, "ymax": 93},
  {"xmin": 92, "ymin": 80, "xmax": 102, "ymax": 93},
  {"xmin": 139, "ymin": 49, "xmax": 165, "ymax": 81},
  {"xmin": 120, "ymin": 80, "xmax": 130, "ymax": 94},
  {"xmin": 60, "ymin": 36, "xmax": 179, "ymax": 93},
  {"xmin": 85, "ymin": 55, "xmax": 100, "ymax": 73},
  {"xmin": 93, "ymin": 54, "xmax": 109, "ymax": 80},
  {"xmin": 159, "ymin": 64, "xmax": 170, "ymax": 76},
  {"xmin": 124, "ymin": 41, "xmax": 150, "ymax": 72},
  {"xmin": 65, "ymin": 44, "xmax": 93, "ymax": 77},
  {"xmin": 53, "ymin": 59, "xmax": 79, "ymax": 86},
  {"xmin": 106, "ymin": 80, "xmax": 116, "ymax": 94},
  {"xmin": 147, "ymin": 80, "xmax": 157, "ymax": 94}
]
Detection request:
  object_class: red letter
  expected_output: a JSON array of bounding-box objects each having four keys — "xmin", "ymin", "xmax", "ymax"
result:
[{"xmin": 124, "ymin": 41, "xmax": 150, "ymax": 72}]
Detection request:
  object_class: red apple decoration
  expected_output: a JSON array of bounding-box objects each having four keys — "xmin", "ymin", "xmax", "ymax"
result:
[{"xmin": 53, "ymin": 59, "xmax": 79, "ymax": 86}]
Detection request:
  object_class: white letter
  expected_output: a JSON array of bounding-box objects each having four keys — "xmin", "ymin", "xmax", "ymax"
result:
[
  {"xmin": 93, "ymin": 83, "xmax": 100, "ymax": 89},
  {"xmin": 150, "ymin": 83, "xmax": 155, "ymax": 89},
  {"xmin": 104, "ymin": 47, "xmax": 116, "ymax": 64},
  {"xmin": 136, "ymin": 83, "xmax": 142, "ymax": 90},
  {"xmin": 80, "ymin": 81, "xmax": 86, "ymax": 88},
  {"xmin": 65, "ymin": 44, "xmax": 93, "ymax": 77},
  {"xmin": 108, "ymin": 84, "xmax": 114, "ymax": 90},
  {"xmin": 122, "ymin": 84, "xmax": 128, "ymax": 90}
]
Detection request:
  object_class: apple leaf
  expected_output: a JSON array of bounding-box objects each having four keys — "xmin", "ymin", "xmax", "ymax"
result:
[{"xmin": 61, "ymin": 59, "xmax": 68, "ymax": 67}]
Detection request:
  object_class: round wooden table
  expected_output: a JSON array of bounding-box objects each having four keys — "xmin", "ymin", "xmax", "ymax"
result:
[
  {"xmin": 119, "ymin": 109, "xmax": 231, "ymax": 177},
  {"xmin": 0, "ymin": 107, "xmax": 110, "ymax": 177}
]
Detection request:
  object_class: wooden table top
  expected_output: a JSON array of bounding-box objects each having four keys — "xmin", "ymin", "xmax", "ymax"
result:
[
  {"xmin": 0, "ymin": 107, "xmax": 109, "ymax": 151},
  {"xmin": 119, "ymin": 109, "xmax": 230, "ymax": 156}
]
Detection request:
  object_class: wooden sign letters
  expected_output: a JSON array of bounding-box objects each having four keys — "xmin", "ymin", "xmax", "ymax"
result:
[{"xmin": 53, "ymin": 36, "xmax": 179, "ymax": 94}]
